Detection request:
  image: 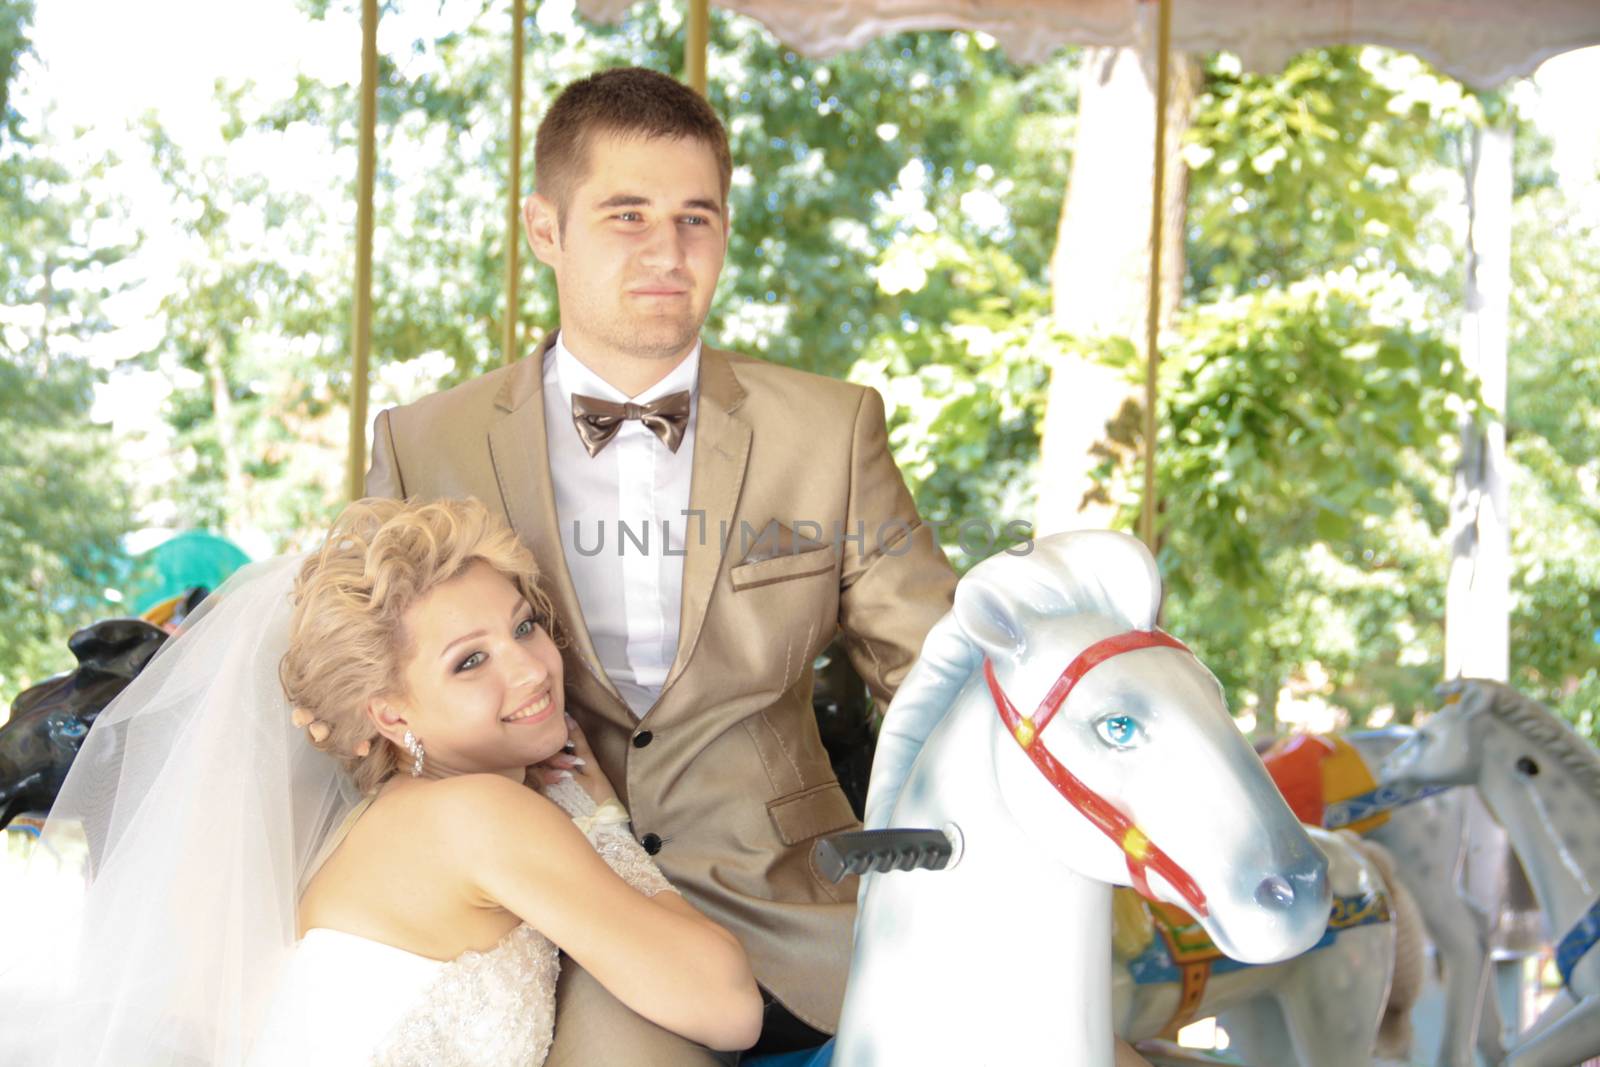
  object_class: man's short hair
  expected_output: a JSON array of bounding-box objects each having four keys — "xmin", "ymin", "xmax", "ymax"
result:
[{"xmin": 534, "ymin": 67, "xmax": 732, "ymax": 227}]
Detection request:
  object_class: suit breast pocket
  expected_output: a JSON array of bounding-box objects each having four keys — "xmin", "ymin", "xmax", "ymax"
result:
[
  {"xmin": 729, "ymin": 545, "xmax": 837, "ymax": 592},
  {"xmin": 766, "ymin": 781, "xmax": 860, "ymax": 846}
]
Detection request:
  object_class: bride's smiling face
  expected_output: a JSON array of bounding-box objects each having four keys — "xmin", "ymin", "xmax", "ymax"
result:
[{"xmin": 372, "ymin": 559, "xmax": 567, "ymax": 779}]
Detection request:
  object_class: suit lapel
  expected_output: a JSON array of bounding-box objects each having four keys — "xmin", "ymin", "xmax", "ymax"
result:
[
  {"xmin": 486, "ymin": 332, "xmax": 629, "ymax": 721},
  {"xmin": 664, "ymin": 346, "xmax": 751, "ymax": 693}
]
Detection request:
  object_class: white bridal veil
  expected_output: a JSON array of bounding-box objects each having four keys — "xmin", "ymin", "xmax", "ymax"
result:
[{"xmin": 0, "ymin": 554, "xmax": 360, "ymax": 1066}]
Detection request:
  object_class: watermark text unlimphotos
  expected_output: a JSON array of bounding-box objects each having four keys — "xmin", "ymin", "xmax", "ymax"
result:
[{"xmin": 568, "ymin": 512, "xmax": 1034, "ymax": 559}]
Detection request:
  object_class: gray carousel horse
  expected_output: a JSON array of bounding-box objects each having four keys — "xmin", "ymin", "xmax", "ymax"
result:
[
  {"xmin": 1385, "ymin": 678, "xmax": 1600, "ymax": 1067},
  {"xmin": 1351, "ymin": 728, "xmax": 1511, "ymax": 1067}
]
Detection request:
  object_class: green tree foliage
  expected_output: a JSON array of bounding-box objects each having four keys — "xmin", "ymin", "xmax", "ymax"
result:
[
  {"xmin": 1184, "ymin": 50, "xmax": 1454, "ymax": 302},
  {"xmin": 135, "ymin": 114, "xmax": 350, "ymax": 539},
  {"xmin": 80, "ymin": 4, "xmax": 1599, "ymax": 734},
  {"xmin": 0, "ymin": 0, "xmax": 31, "ymax": 140},
  {"xmin": 1153, "ymin": 273, "xmax": 1469, "ymax": 724},
  {"xmin": 1159, "ymin": 51, "xmax": 1599, "ymax": 733},
  {"xmin": 1506, "ymin": 185, "xmax": 1600, "ymax": 729},
  {"xmin": 0, "ymin": 0, "xmax": 136, "ymax": 702}
]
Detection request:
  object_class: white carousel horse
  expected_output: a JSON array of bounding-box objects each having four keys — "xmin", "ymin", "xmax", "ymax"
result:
[
  {"xmin": 832, "ymin": 531, "xmax": 1345, "ymax": 1067},
  {"xmin": 1260, "ymin": 728, "xmax": 1511, "ymax": 1065},
  {"xmin": 1116, "ymin": 825, "xmax": 1407, "ymax": 1067},
  {"xmin": 1384, "ymin": 678, "xmax": 1600, "ymax": 1067}
]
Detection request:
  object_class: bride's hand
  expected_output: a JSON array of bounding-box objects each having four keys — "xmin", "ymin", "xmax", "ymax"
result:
[{"xmin": 528, "ymin": 715, "xmax": 619, "ymax": 806}]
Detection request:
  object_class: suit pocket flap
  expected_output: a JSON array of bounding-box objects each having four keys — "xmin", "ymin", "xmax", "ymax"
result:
[
  {"xmin": 766, "ymin": 783, "xmax": 859, "ymax": 846},
  {"xmin": 730, "ymin": 545, "xmax": 837, "ymax": 592}
]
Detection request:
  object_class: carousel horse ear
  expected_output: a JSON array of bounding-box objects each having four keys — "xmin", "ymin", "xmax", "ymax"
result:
[
  {"xmin": 957, "ymin": 530, "xmax": 1162, "ymax": 643},
  {"xmin": 952, "ymin": 566, "xmax": 1035, "ymax": 661}
]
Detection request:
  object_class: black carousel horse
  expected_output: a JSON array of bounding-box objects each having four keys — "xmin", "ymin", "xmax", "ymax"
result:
[
  {"xmin": 811, "ymin": 640, "xmax": 876, "ymax": 819},
  {"xmin": 0, "ymin": 617, "xmax": 169, "ymax": 830}
]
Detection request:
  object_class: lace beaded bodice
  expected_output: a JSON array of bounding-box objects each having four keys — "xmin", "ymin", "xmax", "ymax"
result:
[
  {"xmin": 248, "ymin": 778, "xmax": 672, "ymax": 1067},
  {"xmin": 369, "ymin": 778, "xmax": 672, "ymax": 1067}
]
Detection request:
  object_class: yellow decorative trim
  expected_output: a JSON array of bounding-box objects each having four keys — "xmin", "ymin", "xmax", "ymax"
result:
[
  {"xmin": 1123, "ymin": 826, "xmax": 1151, "ymax": 863},
  {"xmin": 1013, "ymin": 718, "xmax": 1037, "ymax": 748},
  {"xmin": 1328, "ymin": 889, "xmax": 1392, "ymax": 930}
]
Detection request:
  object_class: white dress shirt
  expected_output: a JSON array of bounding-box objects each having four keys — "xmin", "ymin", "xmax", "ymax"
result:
[{"xmin": 545, "ymin": 333, "xmax": 700, "ymax": 719}]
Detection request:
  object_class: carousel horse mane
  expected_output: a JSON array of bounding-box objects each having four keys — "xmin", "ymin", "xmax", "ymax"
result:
[
  {"xmin": 1451, "ymin": 678, "xmax": 1600, "ymax": 800},
  {"xmin": 863, "ymin": 531, "xmax": 1163, "ymax": 833}
]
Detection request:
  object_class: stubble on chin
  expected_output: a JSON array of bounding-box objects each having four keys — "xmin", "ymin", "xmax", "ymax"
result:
[{"xmin": 603, "ymin": 313, "xmax": 701, "ymax": 363}]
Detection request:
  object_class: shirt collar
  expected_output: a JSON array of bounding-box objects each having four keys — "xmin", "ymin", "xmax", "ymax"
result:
[{"xmin": 549, "ymin": 331, "xmax": 702, "ymax": 410}]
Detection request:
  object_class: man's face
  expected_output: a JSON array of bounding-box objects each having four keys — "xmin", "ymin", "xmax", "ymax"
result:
[{"xmin": 527, "ymin": 133, "xmax": 728, "ymax": 368}]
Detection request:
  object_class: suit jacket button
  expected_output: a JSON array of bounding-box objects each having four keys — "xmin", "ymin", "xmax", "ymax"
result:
[
  {"xmin": 633, "ymin": 730, "xmax": 653, "ymax": 749},
  {"xmin": 641, "ymin": 832, "xmax": 662, "ymax": 855}
]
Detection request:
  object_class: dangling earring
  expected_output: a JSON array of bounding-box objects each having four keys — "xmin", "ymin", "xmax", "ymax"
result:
[{"xmin": 402, "ymin": 729, "xmax": 426, "ymax": 778}]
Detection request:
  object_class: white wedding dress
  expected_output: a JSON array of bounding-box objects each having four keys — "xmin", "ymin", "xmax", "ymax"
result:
[{"xmin": 247, "ymin": 777, "xmax": 674, "ymax": 1067}]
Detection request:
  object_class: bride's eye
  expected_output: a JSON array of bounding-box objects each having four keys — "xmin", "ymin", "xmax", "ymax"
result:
[
  {"xmin": 456, "ymin": 651, "xmax": 486, "ymax": 672},
  {"xmin": 514, "ymin": 616, "xmax": 537, "ymax": 638}
]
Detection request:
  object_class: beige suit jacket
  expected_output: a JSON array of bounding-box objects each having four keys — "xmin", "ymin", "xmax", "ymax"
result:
[{"xmin": 365, "ymin": 331, "xmax": 956, "ymax": 1031}]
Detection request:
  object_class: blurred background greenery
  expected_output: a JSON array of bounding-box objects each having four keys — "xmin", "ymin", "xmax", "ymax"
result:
[{"xmin": 2, "ymin": 0, "xmax": 1596, "ymax": 735}]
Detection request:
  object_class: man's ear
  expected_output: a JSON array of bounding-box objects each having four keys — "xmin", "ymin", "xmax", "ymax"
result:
[{"xmin": 524, "ymin": 193, "xmax": 562, "ymax": 268}]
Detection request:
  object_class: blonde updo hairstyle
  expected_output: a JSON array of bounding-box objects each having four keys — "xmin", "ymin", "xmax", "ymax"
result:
[{"xmin": 279, "ymin": 496, "xmax": 559, "ymax": 794}]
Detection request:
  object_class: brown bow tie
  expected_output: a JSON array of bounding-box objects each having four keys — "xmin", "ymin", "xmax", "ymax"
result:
[{"xmin": 571, "ymin": 391, "xmax": 691, "ymax": 457}]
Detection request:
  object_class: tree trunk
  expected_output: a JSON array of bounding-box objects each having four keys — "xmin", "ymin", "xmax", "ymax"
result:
[
  {"xmin": 1445, "ymin": 121, "xmax": 1512, "ymax": 683},
  {"xmin": 1036, "ymin": 44, "xmax": 1197, "ymax": 537},
  {"xmin": 1254, "ymin": 673, "xmax": 1282, "ymax": 741},
  {"xmin": 203, "ymin": 340, "xmax": 248, "ymax": 534}
]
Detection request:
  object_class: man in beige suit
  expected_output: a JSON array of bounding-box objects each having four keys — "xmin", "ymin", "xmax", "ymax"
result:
[{"xmin": 366, "ymin": 67, "xmax": 956, "ymax": 1064}]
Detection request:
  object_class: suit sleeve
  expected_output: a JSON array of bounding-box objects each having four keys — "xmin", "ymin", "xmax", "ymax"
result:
[
  {"xmin": 364, "ymin": 408, "xmax": 406, "ymax": 500},
  {"xmin": 836, "ymin": 387, "xmax": 958, "ymax": 707}
]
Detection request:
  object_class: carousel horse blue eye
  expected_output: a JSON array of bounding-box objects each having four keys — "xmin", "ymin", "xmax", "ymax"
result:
[
  {"xmin": 1095, "ymin": 714, "xmax": 1140, "ymax": 749},
  {"xmin": 58, "ymin": 719, "xmax": 89, "ymax": 739}
]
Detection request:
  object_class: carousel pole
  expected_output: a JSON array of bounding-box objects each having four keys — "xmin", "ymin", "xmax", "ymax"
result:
[
  {"xmin": 686, "ymin": 0, "xmax": 709, "ymax": 94},
  {"xmin": 346, "ymin": 0, "xmax": 379, "ymax": 502},
  {"xmin": 1139, "ymin": 0, "xmax": 1173, "ymax": 550},
  {"xmin": 503, "ymin": 0, "xmax": 526, "ymax": 367}
]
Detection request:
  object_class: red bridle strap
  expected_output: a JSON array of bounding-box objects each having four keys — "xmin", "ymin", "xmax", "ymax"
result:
[
  {"xmin": 1027, "ymin": 629, "xmax": 1189, "ymax": 735},
  {"xmin": 985, "ymin": 630, "xmax": 1209, "ymax": 917}
]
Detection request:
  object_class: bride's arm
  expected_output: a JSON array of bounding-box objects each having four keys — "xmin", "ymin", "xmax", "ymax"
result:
[{"xmin": 436, "ymin": 774, "xmax": 763, "ymax": 1052}]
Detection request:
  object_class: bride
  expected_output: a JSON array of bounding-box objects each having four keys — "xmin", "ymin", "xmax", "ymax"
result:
[{"xmin": 0, "ymin": 496, "xmax": 762, "ymax": 1066}]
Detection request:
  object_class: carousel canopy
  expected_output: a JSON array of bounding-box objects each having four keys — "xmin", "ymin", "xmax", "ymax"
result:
[{"xmin": 578, "ymin": 0, "xmax": 1600, "ymax": 88}]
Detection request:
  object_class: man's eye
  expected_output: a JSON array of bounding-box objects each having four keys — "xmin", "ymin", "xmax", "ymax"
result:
[
  {"xmin": 681, "ymin": 215, "xmax": 709, "ymax": 226},
  {"xmin": 456, "ymin": 651, "xmax": 486, "ymax": 672},
  {"xmin": 615, "ymin": 211, "xmax": 643, "ymax": 222}
]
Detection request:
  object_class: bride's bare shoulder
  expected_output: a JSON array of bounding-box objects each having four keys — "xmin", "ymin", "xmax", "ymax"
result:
[{"xmin": 398, "ymin": 774, "xmax": 585, "ymax": 848}]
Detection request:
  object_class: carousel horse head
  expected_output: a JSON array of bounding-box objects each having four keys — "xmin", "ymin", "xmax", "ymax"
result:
[
  {"xmin": 876, "ymin": 530, "xmax": 1331, "ymax": 964},
  {"xmin": 0, "ymin": 618, "xmax": 169, "ymax": 828},
  {"xmin": 1384, "ymin": 677, "xmax": 1599, "ymax": 792},
  {"xmin": 1379, "ymin": 680, "xmax": 1492, "ymax": 787}
]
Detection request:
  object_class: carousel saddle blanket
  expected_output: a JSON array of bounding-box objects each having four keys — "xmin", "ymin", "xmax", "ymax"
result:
[
  {"xmin": 1115, "ymin": 886, "xmax": 1393, "ymax": 986},
  {"xmin": 1261, "ymin": 733, "xmax": 1390, "ymax": 833}
]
